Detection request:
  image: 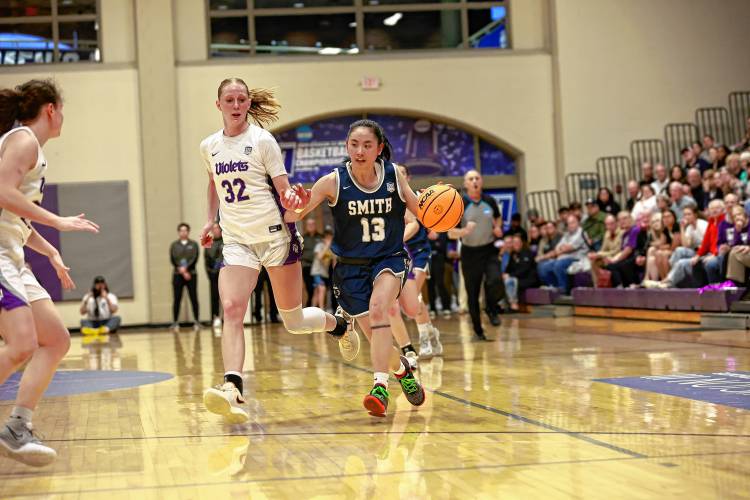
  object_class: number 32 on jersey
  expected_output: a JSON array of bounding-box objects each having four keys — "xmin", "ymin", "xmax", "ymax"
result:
[{"xmin": 361, "ymin": 217, "xmax": 385, "ymax": 242}]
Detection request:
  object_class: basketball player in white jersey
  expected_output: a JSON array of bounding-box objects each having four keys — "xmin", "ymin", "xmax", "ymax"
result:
[
  {"xmin": 198, "ymin": 78, "xmax": 354, "ymax": 424},
  {"xmin": 0, "ymin": 79, "xmax": 99, "ymax": 466}
]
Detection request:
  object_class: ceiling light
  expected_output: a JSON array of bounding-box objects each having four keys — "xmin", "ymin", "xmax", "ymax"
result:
[{"xmin": 383, "ymin": 13, "xmax": 402, "ymax": 27}]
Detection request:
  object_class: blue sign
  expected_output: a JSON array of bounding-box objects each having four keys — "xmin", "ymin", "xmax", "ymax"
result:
[
  {"xmin": 595, "ymin": 371, "xmax": 750, "ymax": 410},
  {"xmin": 484, "ymin": 188, "xmax": 518, "ymax": 230}
]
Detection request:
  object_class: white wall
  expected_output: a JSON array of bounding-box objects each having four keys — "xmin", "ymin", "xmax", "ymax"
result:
[
  {"xmin": 0, "ymin": 68, "xmax": 148, "ymax": 329},
  {"xmin": 554, "ymin": 0, "xmax": 750, "ymax": 176}
]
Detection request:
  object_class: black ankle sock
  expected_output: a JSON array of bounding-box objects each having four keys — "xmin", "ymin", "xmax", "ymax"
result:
[
  {"xmin": 401, "ymin": 344, "xmax": 416, "ymax": 355},
  {"xmin": 327, "ymin": 315, "xmax": 347, "ymax": 337},
  {"xmin": 224, "ymin": 373, "xmax": 243, "ymax": 395}
]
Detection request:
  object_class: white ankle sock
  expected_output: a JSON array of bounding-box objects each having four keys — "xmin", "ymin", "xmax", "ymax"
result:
[
  {"xmin": 374, "ymin": 372, "xmax": 389, "ymax": 388},
  {"xmin": 393, "ymin": 360, "xmax": 407, "ymax": 377},
  {"xmin": 417, "ymin": 322, "xmax": 431, "ymax": 338},
  {"xmin": 10, "ymin": 406, "xmax": 33, "ymax": 424}
]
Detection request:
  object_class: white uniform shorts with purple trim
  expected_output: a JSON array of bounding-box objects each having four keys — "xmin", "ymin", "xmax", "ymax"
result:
[
  {"xmin": 0, "ymin": 250, "xmax": 50, "ymax": 311},
  {"xmin": 222, "ymin": 235, "xmax": 302, "ymax": 270}
]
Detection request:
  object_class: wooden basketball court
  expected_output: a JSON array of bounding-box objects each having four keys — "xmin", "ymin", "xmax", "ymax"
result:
[{"xmin": 1, "ymin": 315, "xmax": 749, "ymax": 498}]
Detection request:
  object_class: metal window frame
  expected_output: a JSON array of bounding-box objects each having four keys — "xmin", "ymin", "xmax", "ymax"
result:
[
  {"xmin": 0, "ymin": 0, "xmax": 102, "ymax": 65},
  {"xmin": 206, "ymin": 0, "xmax": 510, "ymax": 58}
]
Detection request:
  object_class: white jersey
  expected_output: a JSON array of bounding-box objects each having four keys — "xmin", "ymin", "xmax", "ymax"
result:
[
  {"xmin": 200, "ymin": 124, "xmax": 294, "ymax": 245},
  {"xmin": 0, "ymin": 126, "xmax": 47, "ymax": 261}
]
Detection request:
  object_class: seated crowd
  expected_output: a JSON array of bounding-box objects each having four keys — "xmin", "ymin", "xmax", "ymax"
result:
[{"xmin": 513, "ymin": 131, "xmax": 750, "ymax": 297}]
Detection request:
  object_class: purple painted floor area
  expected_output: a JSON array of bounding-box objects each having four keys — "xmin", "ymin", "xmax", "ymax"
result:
[{"xmin": 0, "ymin": 370, "xmax": 173, "ymax": 400}]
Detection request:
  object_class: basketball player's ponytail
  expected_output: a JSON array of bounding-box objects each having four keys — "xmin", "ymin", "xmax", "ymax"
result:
[
  {"xmin": 0, "ymin": 79, "xmax": 61, "ymax": 136},
  {"xmin": 217, "ymin": 78, "xmax": 281, "ymax": 129},
  {"xmin": 346, "ymin": 119, "xmax": 392, "ymax": 162}
]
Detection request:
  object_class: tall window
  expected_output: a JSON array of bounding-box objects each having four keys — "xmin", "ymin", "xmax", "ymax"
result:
[
  {"xmin": 0, "ymin": 0, "xmax": 100, "ymax": 65},
  {"xmin": 208, "ymin": 0, "xmax": 508, "ymax": 57}
]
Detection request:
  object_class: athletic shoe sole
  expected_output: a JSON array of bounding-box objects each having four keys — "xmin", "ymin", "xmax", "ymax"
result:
[
  {"xmin": 203, "ymin": 389, "xmax": 249, "ymax": 424},
  {"xmin": 0, "ymin": 440, "xmax": 56, "ymax": 467},
  {"xmin": 339, "ymin": 327, "xmax": 360, "ymax": 362},
  {"xmin": 362, "ymin": 395, "xmax": 387, "ymax": 417}
]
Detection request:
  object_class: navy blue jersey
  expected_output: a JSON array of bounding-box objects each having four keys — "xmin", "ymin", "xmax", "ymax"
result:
[
  {"xmin": 405, "ymin": 222, "xmax": 430, "ymax": 254},
  {"xmin": 330, "ymin": 161, "xmax": 406, "ymax": 259}
]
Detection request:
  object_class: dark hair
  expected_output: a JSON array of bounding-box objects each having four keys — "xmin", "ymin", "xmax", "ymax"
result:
[
  {"xmin": 177, "ymin": 222, "xmax": 190, "ymax": 231},
  {"xmin": 93, "ymin": 275, "xmax": 106, "ymax": 284},
  {"xmin": 346, "ymin": 119, "xmax": 392, "ymax": 162},
  {"xmin": 558, "ymin": 206, "xmax": 569, "ymax": 214},
  {"xmin": 511, "ymin": 213, "xmax": 521, "ymax": 222},
  {"xmin": 217, "ymin": 78, "xmax": 280, "ymax": 128},
  {"xmin": 0, "ymin": 79, "xmax": 62, "ymax": 136}
]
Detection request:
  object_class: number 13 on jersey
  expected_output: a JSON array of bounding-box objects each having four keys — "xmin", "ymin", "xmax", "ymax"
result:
[{"xmin": 361, "ymin": 217, "xmax": 385, "ymax": 242}]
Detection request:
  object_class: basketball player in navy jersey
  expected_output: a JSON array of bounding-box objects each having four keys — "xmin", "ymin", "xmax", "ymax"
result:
[
  {"xmin": 389, "ymin": 164, "xmax": 443, "ymax": 369},
  {"xmin": 197, "ymin": 78, "xmax": 351, "ymax": 424},
  {"xmin": 285, "ymin": 119, "xmax": 425, "ymax": 417}
]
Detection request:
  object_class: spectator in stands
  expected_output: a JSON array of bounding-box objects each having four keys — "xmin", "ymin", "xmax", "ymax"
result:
[
  {"xmin": 631, "ymin": 184, "xmax": 657, "ymax": 220},
  {"xmin": 716, "ymin": 205, "xmax": 748, "ymax": 276},
  {"xmin": 506, "ymin": 213, "xmax": 528, "ymax": 241},
  {"xmin": 499, "ymin": 234, "xmax": 513, "ymax": 273},
  {"xmin": 682, "ymin": 146, "xmax": 711, "ymax": 174},
  {"xmin": 80, "ymin": 276, "xmax": 121, "ymax": 335},
  {"xmin": 701, "ymin": 134, "xmax": 715, "ymax": 164},
  {"xmin": 528, "ymin": 224, "xmax": 542, "ymax": 256},
  {"xmin": 537, "ymin": 215, "xmax": 587, "ymax": 295},
  {"xmin": 670, "ymin": 165, "xmax": 685, "ymax": 184},
  {"xmin": 503, "ymin": 234, "xmax": 539, "ymax": 311},
  {"xmin": 656, "ymin": 209, "xmax": 681, "ymax": 278},
  {"xmin": 625, "ymin": 180, "xmax": 640, "ymax": 212},
  {"xmin": 670, "ymin": 204, "xmax": 707, "ymax": 264},
  {"xmin": 656, "ymin": 194, "xmax": 671, "ymax": 214},
  {"xmin": 726, "ymin": 153, "xmax": 742, "ymax": 180},
  {"xmin": 651, "ymin": 163, "xmax": 670, "ymax": 195},
  {"xmin": 704, "ymin": 170, "xmax": 723, "ymax": 207},
  {"xmin": 724, "ymin": 211, "xmax": 750, "ymax": 287},
  {"xmin": 716, "ymin": 144, "xmax": 731, "ymax": 168},
  {"xmin": 526, "ymin": 208, "xmax": 544, "ymax": 227},
  {"xmin": 640, "ymin": 162, "xmax": 654, "ymax": 187},
  {"xmin": 588, "ymin": 213, "xmax": 622, "ymax": 287},
  {"xmin": 597, "ymin": 187, "xmax": 621, "ymax": 215},
  {"xmin": 691, "ymin": 141, "xmax": 704, "ymax": 164},
  {"xmin": 170, "ymin": 222, "xmax": 200, "ymax": 332},
  {"xmin": 669, "ymin": 181, "xmax": 696, "ymax": 220},
  {"xmin": 310, "ymin": 226, "xmax": 333, "ymax": 311},
  {"xmin": 583, "ymin": 199, "xmax": 606, "ymax": 250},
  {"xmin": 642, "ymin": 213, "xmax": 673, "ymax": 283},
  {"xmin": 536, "ymin": 221, "xmax": 561, "ymax": 263},
  {"xmin": 719, "ymin": 168, "xmax": 743, "ymax": 198},
  {"xmin": 569, "ymin": 202, "xmax": 583, "ymax": 221},
  {"xmin": 557, "ymin": 206, "xmax": 570, "ymax": 233},
  {"xmin": 300, "ymin": 218, "xmax": 320, "ymax": 307},
  {"xmin": 646, "ymin": 200, "xmax": 724, "ymax": 288},
  {"xmin": 687, "ymin": 167, "xmax": 707, "ymax": 210},
  {"xmin": 204, "ymin": 222, "xmax": 223, "ymax": 331},
  {"xmin": 707, "ymin": 147, "xmax": 720, "ymax": 171},
  {"xmin": 605, "ymin": 212, "xmax": 648, "ymax": 288}
]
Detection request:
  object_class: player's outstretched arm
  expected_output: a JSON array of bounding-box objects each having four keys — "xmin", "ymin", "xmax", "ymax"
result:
[
  {"xmin": 395, "ymin": 167, "xmax": 419, "ymax": 216},
  {"xmin": 0, "ymin": 133, "xmax": 98, "ymax": 234},
  {"xmin": 284, "ymin": 173, "xmax": 336, "ymax": 223}
]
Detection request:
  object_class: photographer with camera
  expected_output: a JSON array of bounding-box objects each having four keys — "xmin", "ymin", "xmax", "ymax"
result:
[{"xmin": 79, "ymin": 276, "xmax": 121, "ymax": 335}]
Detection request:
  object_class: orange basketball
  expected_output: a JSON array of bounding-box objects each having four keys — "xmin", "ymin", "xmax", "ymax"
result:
[{"xmin": 417, "ymin": 184, "xmax": 464, "ymax": 232}]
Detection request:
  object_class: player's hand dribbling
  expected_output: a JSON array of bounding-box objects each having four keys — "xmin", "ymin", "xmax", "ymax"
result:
[
  {"xmin": 55, "ymin": 214, "xmax": 99, "ymax": 233},
  {"xmin": 49, "ymin": 251, "xmax": 75, "ymax": 290}
]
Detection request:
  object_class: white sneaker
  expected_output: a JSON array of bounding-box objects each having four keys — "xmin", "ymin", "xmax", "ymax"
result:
[
  {"xmin": 404, "ymin": 350, "xmax": 419, "ymax": 370},
  {"xmin": 419, "ymin": 334, "xmax": 433, "ymax": 358},
  {"xmin": 334, "ymin": 307, "xmax": 360, "ymax": 362},
  {"xmin": 0, "ymin": 420, "xmax": 57, "ymax": 467},
  {"xmin": 430, "ymin": 326, "xmax": 443, "ymax": 356},
  {"xmin": 170, "ymin": 322, "xmax": 180, "ymax": 333},
  {"xmin": 212, "ymin": 316, "xmax": 222, "ymax": 329},
  {"xmin": 441, "ymin": 309, "xmax": 451, "ymax": 318},
  {"xmin": 203, "ymin": 382, "xmax": 249, "ymax": 424},
  {"xmin": 193, "ymin": 322, "xmax": 201, "ymax": 331}
]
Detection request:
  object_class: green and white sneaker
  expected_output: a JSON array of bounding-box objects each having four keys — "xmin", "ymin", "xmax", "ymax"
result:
[{"xmin": 396, "ymin": 355, "xmax": 426, "ymax": 407}]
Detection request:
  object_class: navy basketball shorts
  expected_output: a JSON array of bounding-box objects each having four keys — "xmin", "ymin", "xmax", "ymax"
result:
[{"xmin": 333, "ymin": 253, "xmax": 409, "ymax": 317}]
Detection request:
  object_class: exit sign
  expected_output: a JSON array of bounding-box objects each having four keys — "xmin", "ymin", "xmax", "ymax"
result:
[{"xmin": 361, "ymin": 76, "xmax": 381, "ymax": 90}]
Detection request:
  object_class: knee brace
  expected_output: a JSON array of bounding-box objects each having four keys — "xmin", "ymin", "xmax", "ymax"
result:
[{"xmin": 278, "ymin": 306, "xmax": 327, "ymax": 335}]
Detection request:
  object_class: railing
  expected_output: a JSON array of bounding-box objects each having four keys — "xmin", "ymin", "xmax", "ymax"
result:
[
  {"xmin": 525, "ymin": 190, "xmax": 561, "ymax": 224},
  {"xmin": 630, "ymin": 139, "xmax": 665, "ymax": 170},
  {"xmin": 596, "ymin": 156, "xmax": 634, "ymax": 208},
  {"xmin": 729, "ymin": 91, "xmax": 750, "ymax": 146},
  {"xmin": 664, "ymin": 123, "xmax": 699, "ymax": 167},
  {"xmin": 565, "ymin": 172, "xmax": 600, "ymax": 205},
  {"xmin": 695, "ymin": 107, "xmax": 732, "ymax": 146}
]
